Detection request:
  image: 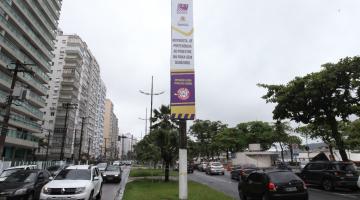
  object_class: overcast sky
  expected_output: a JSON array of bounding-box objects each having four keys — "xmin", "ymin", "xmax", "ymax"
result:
[{"xmin": 59, "ymin": 0, "xmax": 360, "ymax": 140}]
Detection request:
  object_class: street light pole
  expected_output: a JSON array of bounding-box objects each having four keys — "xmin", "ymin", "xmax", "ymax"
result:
[
  {"xmin": 59, "ymin": 103, "xmax": 77, "ymax": 160},
  {"xmin": 45, "ymin": 129, "xmax": 51, "ymax": 161},
  {"xmin": 0, "ymin": 60, "xmax": 34, "ymax": 158},
  {"xmin": 138, "ymin": 108, "xmax": 148, "ymax": 136},
  {"xmin": 139, "ymin": 76, "xmax": 164, "ymax": 133},
  {"xmin": 78, "ymin": 117, "xmax": 87, "ymax": 163}
]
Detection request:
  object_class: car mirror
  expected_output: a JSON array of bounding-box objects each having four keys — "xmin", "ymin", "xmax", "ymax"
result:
[
  {"xmin": 93, "ymin": 176, "xmax": 99, "ymax": 181},
  {"xmin": 49, "ymin": 177, "xmax": 54, "ymax": 181}
]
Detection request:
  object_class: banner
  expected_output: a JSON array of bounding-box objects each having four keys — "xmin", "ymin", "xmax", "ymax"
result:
[{"xmin": 171, "ymin": 0, "xmax": 195, "ymax": 120}]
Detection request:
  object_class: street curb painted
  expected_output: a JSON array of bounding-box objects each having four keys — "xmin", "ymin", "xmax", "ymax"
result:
[{"xmin": 117, "ymin": 167, "xmax": 131, "ymax": 200}]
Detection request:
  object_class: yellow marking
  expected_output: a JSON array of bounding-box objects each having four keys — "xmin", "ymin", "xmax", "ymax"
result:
[
  {"xmin": 171, "ymin": 26, "xmax": 194, "ymax": 36},
  {"xmin": 171, "ymin": 105, "xmax": 195, "ymax": 115}
]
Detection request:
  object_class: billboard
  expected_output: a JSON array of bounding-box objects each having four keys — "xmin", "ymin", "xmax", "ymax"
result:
[{"xmin": 171, "ymin": 0, "xmax": 195, "ymax": 120}]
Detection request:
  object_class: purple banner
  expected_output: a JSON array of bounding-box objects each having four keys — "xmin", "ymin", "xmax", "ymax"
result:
[{"xmin": 171, "ymin": 72, "xmax": 195, "ymax": 105}]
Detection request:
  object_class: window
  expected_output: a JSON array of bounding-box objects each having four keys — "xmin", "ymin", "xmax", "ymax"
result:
[
  {"xmin": 247, "ymin": 173, "xmax": 264, "ymax": 184},
  {"xmin": 50, "ymin": 112, "xmax": 55, "ymax": 116}
]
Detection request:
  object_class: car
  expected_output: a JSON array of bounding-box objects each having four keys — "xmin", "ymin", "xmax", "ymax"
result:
[
  {"xmin": 0, "ymin": 165, "xmax": 38, "ymax": 182},
  {"xmin": 96, "ymin": 162, "xmax": 107, "ymax": 172},
  {"xmin": 358, "ymin": 175, "xmax": 360, "ymax": 189},
  {"xmin": 231, "ymin": 164, "xmax": 257, "ymax": 181},
  {"xmin": 113, "ymin": 160, "xmax": 121, "ymax": 166},
  {"xmin": 188, "ymin": 164, "xmax": 194, "ymax": 174},
  {"xmin": 46, "ymin": 165, "xmax": 69, "ymax": 177},
  {"xmin": 205, "ymin": 162, "xmax": 225, "ymax": 175},
  {"xmin": 299, "ymin": 161, "xmax": 359, "ymax": 191},
  {"xmin": 102, "ymin": 165, "xmax": 122, "ymax": 183},
  {"xmin": 198, "ymin": 162, "xmax": 208, "ymax": 172},
  {"xmin": 238, "ymin": 170, "xmax": 308, "ymax": 200},
  {"xmin": 0, "ymin": 169, "xmax": 51, "ymax": 199},
  {"xmin": 40, "ymin": 165, "xmax": 103, "ymax": 200}
]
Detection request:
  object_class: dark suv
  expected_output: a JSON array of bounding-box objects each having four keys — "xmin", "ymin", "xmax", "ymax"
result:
[
  {"xmin": 299, "ymin": 161, "xmax": 359, "ymax": 191},
  {"xmin": 238, "ymin": 170, "xmax": 308, "ymax": 200}
]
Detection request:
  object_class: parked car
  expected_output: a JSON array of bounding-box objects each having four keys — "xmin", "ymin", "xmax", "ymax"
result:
[
  {"xmin": 0, "ymin": 165, "xmax": 38, "ymax": 182},
  {"xmin": 198, "ymin": 162, "xmax": 208, "ymax": 172},
  {"xmin": 238, "ymin": 170, "xmax": 308, "ymax": 200},
  {"xmin": 0, "ymin": 169, "xmax": 51, "ymax": 199},
  {"xmin": 299, "ymin": 161, "xmax": 359, "ymax": 191},
  {"xmin": 113, "ymin": 160, "xmax": 121, "ymax": 166},
  {"xmin": 231, "ymin": 164, "xmax": 257, "ymax": 181},
  {"xmin": 358, "ymin": 175, "xmax": 360, "ymax": 189},
  {"xmin": 188, "ymin": 164, "xmax": 194, "ymax": 174},
  {"xmin": 96, "ymin": 162, "xmax": 107, "ymax": 172},
  {"xmin": 102, "ymin": 165, "xmax": 122, "ymax": 183},
  {"xmin": 205, "ymin": 162, "xmax": 225, "ymax": 175},
  {"xmin": 40, "ymin": 165, "xmax": 103, "ymax": 200},
  {"xmin": 46, "ymin": 165, "xmax": 69, "ymax": 177}
]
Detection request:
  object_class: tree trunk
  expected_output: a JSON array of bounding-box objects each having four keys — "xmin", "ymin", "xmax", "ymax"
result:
[
  {"xmin": 164, "ymin": 161, "xmax": 170, "ymax": 182},
  {"xmin": 279, "ymin": 143, "xmax": 284, "ymax": 162},
  {"xmin": 226, "ymin": 148, "xmax": 229, "ymax": 161},
  {"xmin": 329, "ymin": 144, "xmax": 335, "ymax": 160},
  {"xmin": 290, "ymin": 145, "xmax": 294, "ymax": 163},
  {"xmin": 329, "ymin": 119, "xmax": 348, "ymax": 161}
]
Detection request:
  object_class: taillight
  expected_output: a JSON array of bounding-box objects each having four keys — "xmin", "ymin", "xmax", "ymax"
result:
[
  {"xmin": 302, "ymin": 181, "xmax": 307, "ymax": 190},
  {"xmin": 239, "ymin": 170, "xmax": 244, "ymax": 176},
  {"xmin": 268, "ymin": 182, "xmax": 277, "ymax": 191}
]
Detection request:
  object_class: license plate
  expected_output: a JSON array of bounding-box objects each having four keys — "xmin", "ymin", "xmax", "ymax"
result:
[
  {"xmin": 346, "ymin": 174, "xmax": 353, "ymax": 177},
  {"xmin": 285, "ymin": 187, "xmax": 297, "ymax": 192},
  {"xmin": 0, "ymin": 197, "xmax": 6, "ymax": 200}
]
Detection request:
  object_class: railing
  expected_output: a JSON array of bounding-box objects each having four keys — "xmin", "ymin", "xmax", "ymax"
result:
[
  {"xmin": 36, "ymin": 0, "xmax": 57, "ymax": 28},
  {"xmin": 46, "ymin": 0, "xmax": 61, "ymax": 20},
  {"xmin": 6, "ymin": 129, "xmax": 39, "ymax": 142},
  {"xmin": 18, "ymin": 72, "xmax": 48, "ymax": 95},
  {"xmin": 13, "ymin": 99, "xmax": 43, "ymax": 119},
  {"xmin": 0, "ymin": 111, "xmax": 41, "ymax": 131},
  {"xmin": 0, "ymin": 70, "xmax": 11, "ymax": 88},
  {"xmin": 27, "ymin": 90, "xmax": 46, "ymax": 106}
]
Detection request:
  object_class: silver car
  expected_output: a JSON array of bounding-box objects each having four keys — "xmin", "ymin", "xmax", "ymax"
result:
[{"xmin": 101, "ymin": 165, "xmax": 122, "ymax": 183}]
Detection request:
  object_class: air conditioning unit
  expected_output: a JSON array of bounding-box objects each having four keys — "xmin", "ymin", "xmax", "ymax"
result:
[{"xmin": 13, "ymin": 87, "xmax": 28, "ymax": 100}]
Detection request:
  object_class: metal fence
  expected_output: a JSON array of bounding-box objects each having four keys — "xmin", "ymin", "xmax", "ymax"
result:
[{"xmin": 0, "ymin": 160, "xmax": 67, "ymax": 173}]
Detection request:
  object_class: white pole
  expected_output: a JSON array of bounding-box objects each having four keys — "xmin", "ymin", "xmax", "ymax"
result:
[{"xmin": 179, "ymin": 149, "xmax": 188, "ymax": 199}]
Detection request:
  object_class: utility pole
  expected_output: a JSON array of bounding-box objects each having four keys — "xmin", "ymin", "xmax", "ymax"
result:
[
  {"xmin": 119, "ymin": 135, "xmax": 126, "ymax": 160},
  {"xmin": 59, "ymin": 103, "xmax": 77, "ymax": 160},
  {"xmin": 78, "ymin": 117, "xmax": 87, "ymax": 163},
  {"xmin": 179, "ymin": 120, "xmax": 187, "ymax": 200},
  {"xmin": 138, "ymin": 108, "xmax": 148, "ymax": 136},
  {"xmin": 87, "ymin": 137, "xmax": 91, "ymax": 160},
  {"xmin": 45, "ymin": 130, "xmax": 51, "ymax": 161},
  {"xmin": 139, "ymin": 76, "xmax": 164, "ymax": 133},
  {"xmin": 0, "ymin": 60, "xmax": 34, "ymax": 158},
  {"xmin": 104, "ymin": 138, "xmax": 108, "ymax": 160}
]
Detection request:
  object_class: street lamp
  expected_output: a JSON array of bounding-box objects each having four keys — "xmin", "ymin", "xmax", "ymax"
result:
[
  {"xmin": 138, "ymin": 108, "xmax": 149, "ymax": 136},
  {"xmin": 139, "ymin": 76, "xmax": 164, "ymax": 133}
]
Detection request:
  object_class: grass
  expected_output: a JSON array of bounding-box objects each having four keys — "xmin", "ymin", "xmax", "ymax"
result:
[
  {"xmin": 129, "ymin": 168, "xmax": 178, "ymax": 177},
  {"xmin": 123, "ymin": 179, "xmax": 234, "ymax": 200}
]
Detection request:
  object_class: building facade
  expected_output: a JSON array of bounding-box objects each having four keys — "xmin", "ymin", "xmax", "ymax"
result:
[
  {"xmin": 40, "ymin": 32, "xmax": 106, "ymax": 161},
  {"xmin": 103, "ymin": 99, "xmax": 119, "ymax": 160},
  {"xmin": 0, "ymin": 0, "xmax": 62, "ymax": 160}
]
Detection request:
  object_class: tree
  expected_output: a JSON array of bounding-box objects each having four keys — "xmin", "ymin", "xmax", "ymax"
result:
[
  {"xmin": 151, "ymin": 105, "xmax": 179, "ymax": 182},
  {"xmin": 273, "ymin": 121, "xmax": 291, "ymax": 162},
  {"xmin": 214, "ymin": 127, "xmax": 247, "ymax": 161},
  {"xmin": 259, "ymin": 57, "xmax": 360, "ymax": 161},
  {"xmin": 341, "ymin": 120, "xmax": 360, "ymax": 151},
  {"xmin": 236, "ymin": 121, "xmax": 275, "ymax": 151},
  {"xmin": 190, "ymin": 120, "xmax": 226, "ymax": 159}
]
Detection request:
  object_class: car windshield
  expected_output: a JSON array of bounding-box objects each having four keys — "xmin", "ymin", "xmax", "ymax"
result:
[
  {"xmin": 268, "ymin": 171, "xmax": 301, "ymax": 183},
  {"xmin": 55, "ymin": 169, "xmax": 91, "ymax": 180},
  {"xmin": 211, "ymin": 162, "xmax": 222, "ymax": 166},
  {"xmin": 97, "ymin": 163, "xmax": 107, "ymax": 168},
  {"xmin": 47, "ymin": 166, "xmax": 61, "ymax": 171},
  {"xmin": 0, "ymin": 169, "xmax": 20, "ymax": 177},
  {"xmin": 336, "ymin": 163, "xmax": 356, "ymax": 172},
  {"xmin": 4, "ymin": 171, "xmax": 37, "ymax": 183},
  {"xmin": 106, "ymin": 165, "xmax": 120, "ymax": 171}
]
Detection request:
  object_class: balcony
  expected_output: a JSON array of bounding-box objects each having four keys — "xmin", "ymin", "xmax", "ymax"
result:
[
  {"xmin": 0, "ymin": 9, "xmax": 53, "ymax": 59},
  {"xmin": 17, "ymin": 72, "xmax": 47, "ymax": 96},
  {"xmin": 26, "ymin": 90, "xmax": 46, "ymax": 108},
  {"xmin": 36, "ymin": 0, "xmax": 57, "ymax": 28},
  {"xmin": 12, "ymin": 99, "xmax": 43, "ymax": 120},
  {"xmin": 46, "ymin": 0, "xmax": 61, "ymax": 20},
  {"xmin": 0, "ymin": 70, "xmax": 11, "ymax": 90},
  {"xmin": 0, "ymin": 111, "xmax": 41, "ymax": 133},
  {"xmin": 5, "ymin": 129, "xmax": 38, "ymax": 149},
  {"xmin": 0, "ymin": 0, "xmax": 54, "ymax": 48}
]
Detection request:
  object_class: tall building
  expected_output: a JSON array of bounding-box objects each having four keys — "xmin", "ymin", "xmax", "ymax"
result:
[
  {"xmin": 103, "ymin": 99, "xmax": 119, "ymax": 160},
  {"xmin": 0, "ymin": 0, "xmax": 62, "ymax": 160},
  {"xmin": 119, "ymin": 133, "xmax": 137, "ymax": 159},
  {"xmin": 40, "ymin": 32, "xmax": 106, "ymax": 161}
]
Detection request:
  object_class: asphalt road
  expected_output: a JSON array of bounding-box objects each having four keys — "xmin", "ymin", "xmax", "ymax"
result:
[
  {"xmin": 101, "ymin": 166, "xmax": 130, "ymax": 200},
  {"xmin": 188, "ymin": 170, "xmax": 360, "ymax": 200}
]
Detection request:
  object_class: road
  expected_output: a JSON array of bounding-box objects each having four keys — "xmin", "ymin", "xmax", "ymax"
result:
[
  {"xmin": 188, "ymin": 170, "xmax": 360, "ymax": 200},
  {"xmin": 101, "ymin": 166, "xmax": 130, "ymax": 200}
]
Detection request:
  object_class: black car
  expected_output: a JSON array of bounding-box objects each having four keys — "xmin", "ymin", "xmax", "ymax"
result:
[
  {"xmin": 102, "ymin": 165, "xmax": 122, "ymax": 183},
  {"xmin": 188, "ymin": 164, "xmax": 194, "ymax": 174},
  {"xmin": 231, "ymin": 164, "xmax": 257, "ymax": 181},
  {"xmin": 238, "ymin": 170, "xmax": 308, "ymax": 200},
  {"xmin": 299, "ymin": 161, "xmax": 359, "ymax": 191},
  {"xmin": 0, "ymin": 169, "xmax": 51, "ymax": 199}
]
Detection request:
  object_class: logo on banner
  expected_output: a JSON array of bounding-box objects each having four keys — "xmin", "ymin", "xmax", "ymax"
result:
[
  {"xmin": 176, "ymin": 88, "xmax": 191, "ymax": 100},
  {"xmin": 177, "ymin": 4, "xmax": 189, "ymax": 14}
]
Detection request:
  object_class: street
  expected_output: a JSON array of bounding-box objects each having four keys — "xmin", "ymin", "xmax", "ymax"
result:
[
  {"xmin": 188, "ymin": 171, "xmax": 360, "ymax": 200},
  {"xmin": 101, "ymin": 166, "xmax": 130, "ymax": 200}
]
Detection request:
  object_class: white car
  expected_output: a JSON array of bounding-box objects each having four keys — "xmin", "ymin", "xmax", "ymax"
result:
[{"xmin": 40, "ymin": 165, "xmax": 102, "ymax": 200}]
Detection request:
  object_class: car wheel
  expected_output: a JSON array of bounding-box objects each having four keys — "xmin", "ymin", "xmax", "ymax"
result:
[
  {"xmin": 89, "ymin": 191, "xmax": 94, "ymax": 200},
  {"xmin": 222, "ymin": 172, "xmax": 225, "ymax": 175},
  {"xmin": 96, "ymin": 185, "xmax": 102, "ymax": 200},
  {"xmin": 322, "ymin": 179, "xmax": 334, "ymax": 191},
  {"xmin": 238, "ymin": 190, "xmax": 247, "ymax": 200},
  {"xmin": 262, "ymin": 193, "xmax": 270, "ymax": 200},
  {"xmin": 27, "ymin": 192, "xmax": 34, "ymax": 200}
]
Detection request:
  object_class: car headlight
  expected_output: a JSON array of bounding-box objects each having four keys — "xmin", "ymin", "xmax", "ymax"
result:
[
  {"xmin": 75, "ymin": 187, "xmax": 86, "ymax": 194},
  {"xmin": 42, "ymin": 187, "xmax": 50, "ymax": 194},
  {"xmin": 103, "ymin": 174, "xmax": 107, "ymax": 176},
  {"xmin": 14, "ymin": 188, "xmax": 27, "ymax": 195},
  {"xmin": 115, "ymin": 174, "xmax": 119, "ymax": 176}
]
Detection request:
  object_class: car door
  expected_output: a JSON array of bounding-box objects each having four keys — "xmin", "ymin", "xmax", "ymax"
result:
[
  {"xmin": 35, "ymin": 172, "xmax": 47, "ymax": 198},
  {"xmin": 243, "ymin": 173, "xmax": 265, "ymax": 198},
  {"xmin": 300, "ymin": 164, "xmax": 312, "ymax": 183},
  {"xmin": 92, "ymin": 168, "xmax": 101, "ymax": 195}
]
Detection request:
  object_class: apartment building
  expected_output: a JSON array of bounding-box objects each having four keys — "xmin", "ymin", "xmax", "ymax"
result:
[
  {"xmin": 103, "ymin": 99, "xmax": 119, "ymax": 160},
  {"xmin": 0, "ymin": 0, "xmax": 62, "ymax": 160},
  {"xmin": 40, "ymin": 32, "xmax": 106, "ymax": 161}
]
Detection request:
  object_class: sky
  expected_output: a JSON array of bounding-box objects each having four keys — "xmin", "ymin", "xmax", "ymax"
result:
[{"xmin": 59, "ymin": 0, "xmax": 360, "ymax": 140}]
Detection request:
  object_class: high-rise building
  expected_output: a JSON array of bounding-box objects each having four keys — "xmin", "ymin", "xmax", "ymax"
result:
[
  {"xmin": 103, "ymin": 99, "xmax": 119, "ymax": 160},
  {"xmin": 0, "ymin": 0, "xmax": 62, "ymax": 160},
  {"xmin": 40, "ymin": 32, "xmax": 106, "ymax": 161}
]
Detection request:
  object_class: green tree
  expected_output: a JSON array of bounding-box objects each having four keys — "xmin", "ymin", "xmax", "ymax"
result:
[
  {"xmin": 236, "ymin": 121, "xmax": 275, "ymax": 151},
  {"xmin": 341, "ymin": 120, "xmax": 360, "ymax": 151},
  {"xmin": 214, "ymin": 127, "xmax": 247, "ymax": 161},
  {"xmin": 259, "ymin": 57, "xmax": 360, "ymax": 161}
]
